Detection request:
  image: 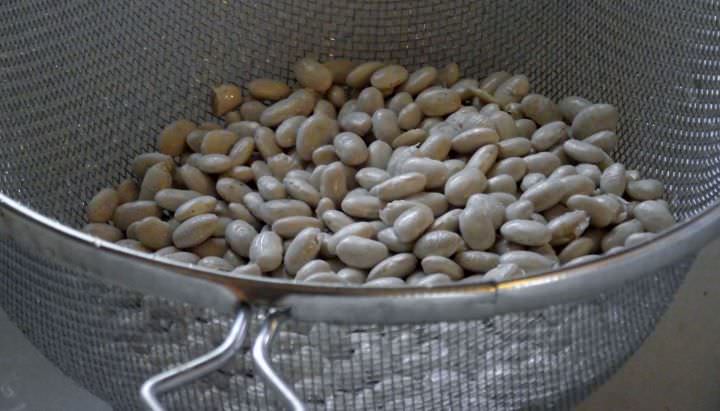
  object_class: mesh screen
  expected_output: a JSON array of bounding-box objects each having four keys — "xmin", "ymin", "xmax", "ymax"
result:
[{"xmin": 0, "ymin": 0, "xmax": 718, "ymax": 409}]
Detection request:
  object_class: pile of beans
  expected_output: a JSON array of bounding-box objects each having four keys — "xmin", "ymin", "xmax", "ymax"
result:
[{"xmin": 84, "ymin": 58, "xmax": 676, "ymax": 287}]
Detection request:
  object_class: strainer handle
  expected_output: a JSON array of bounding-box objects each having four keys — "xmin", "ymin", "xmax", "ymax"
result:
[
  {"xmin": 139, "ymin": 304, "xmax": 251, "ymax": 411},
  {"xmin": 253, "ymin": 309, "xmax": 306, "ymax": 411}
]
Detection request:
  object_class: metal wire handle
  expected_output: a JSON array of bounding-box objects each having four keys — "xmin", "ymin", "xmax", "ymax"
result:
[
  {"xmin": 140, "ymin": 305, "xmax": 305, "ymax": 410},
  {"xmin": 140, "ymin": 305, "xmax": 251, "ymax": 410}
]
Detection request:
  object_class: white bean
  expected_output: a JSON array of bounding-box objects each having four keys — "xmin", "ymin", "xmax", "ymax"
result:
[
  {"xmin": 521, "ymin": 178, "xmax": 567, "ymax": 211},
  {"xmin": 421, "ymin": 256, "xmax": 463, "ymax": 280},
  {"xmin": 601, "ymin": 219, "xmax": 644, "ymax": 252},
  {"xmin": 530, "ymin": 121, "xmax": 568, "ymax": 151},
  {"xmin": 377, "ymin": 227, "xmax": 414, "ymax": 253},
  {"xmin": 367, "ymin": 140, "xmax": 393, "ymax": 169},
  {"xmin": 571, "ymin": 103, "xmax": 618, "ymax": 139},
  {"xmin": 558, "ymin": 96, "xmax": 592, "ymax": 122},
  {"xmin": 341, "ymin": 195, "xmax": 384, "ymax": 219},
  {"xmin": 459, "ymin": 205, "xmax": 495, "ymax": 251},
  {"xmin": 500, "ymin": 220, "xmax": 551, "ymax": 246},
  {"xmin": 585, "ymin": 130, "xmax": 618, "ymax": 153},
  {"xmin": 294, "ymin": 58, "xmax": 332, "ymax": 93},
  {"xmin": 346, "ymin": 62, "xmax": 385, "ymax": 89},
  {"xmin": 370, "ymin": 172, "xmax": 427, "ymax": 201},
  {"xmin": 367, "ymin": 253, "xmax": 418, "ymax": 281},
  {"xmin": 296, "ymin": 114, "xmax": 339, "ymax": 161},
  {"xmin": 393, "ymin": 205, "xmax": 434, "ymax": 242},
  {"xmin": 173, "ymin": 214, "xmax": 217, "ymax": 249},
  {"xmin": 430, "ymin": 209, "xmax": 463, "ymax": 232},
  {"xmin": 413, "ymin": 230, "xmax": 464, "ymax": 258},
  {"xmin": 524, "ymin": 152, "xmax": 561, "ymax": 176},
  {"xmin": 249, "ymin": 231, "xmax": 283, "ymax": 272},
  {"xmin": 454, "ymin": 251, "xmax": 500, "ymax": 273},
  {"xmin": 499, "ymin": 250, "xmax": 555, "ymax": 272},
  {"xmin": 547, "ymin": 210, "xmax": 590, "ymax": 245},
  {"xmin": 626, "ymin": 179, "xmax": 664, "ymax": 201},
  {"xmin": 624, "ymin": 232, "xmax": 657, "ymax": 248},
  {"xmin": 633, "ymin": 200, "xmax": 675, "ymax": 233},
  {"xmin": 416, "ymin": 88, "xmax": 462, "ymax": 117},
  {"xmin": 444, "ymin": 168, "xmax": 487, "ymax": 206},
  {"xmin": 398, "ymin": 103, "xmax": 423, "ymax": 130},
  {"xmin": 401, "ymin": 66, "xmax": 438, "ymax": 96},
  {"xmin": 336, "ymin": 236, "xmax": 389, "ymax": 269},
  {"xmin": 563, "ymin": 139, "xmax": 607, "ymax": 164},
  {"xmin": 339, "ymin": 111, "xmax": 372, "ymax": 136},
  {"xmin": 417, "ymin": 273, "xmax": 453, "ymax": 287},
  {"xmin": 295, "ymin": 260, "xmax": 333, "ymax": 281},
  {"xmin": 283, "ymin": 227, "xmax": 322, "ymax": 275},
  {"xmin": 520, "ymin": 94, "xmax": 562, "ymax": 125},
  {"xmin": 87, "ymin": 188, "xmax": 119, "ymax": 223}
]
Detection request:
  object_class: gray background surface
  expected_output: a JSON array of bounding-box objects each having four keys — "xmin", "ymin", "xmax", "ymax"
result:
[{"xmin": 2, "ymin": 239, "xmax": 719, "ymax": 410}]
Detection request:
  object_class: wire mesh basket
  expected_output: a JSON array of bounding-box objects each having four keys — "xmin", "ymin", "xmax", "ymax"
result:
[{"xmin": 1, "ymin": 0, "xmax": 719, "ymax": 410}]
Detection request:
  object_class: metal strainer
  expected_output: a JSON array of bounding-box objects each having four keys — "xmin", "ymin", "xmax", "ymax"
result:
[{"xmin": 1, "ymin": 0, "xmax": 719, "ymax": 409}]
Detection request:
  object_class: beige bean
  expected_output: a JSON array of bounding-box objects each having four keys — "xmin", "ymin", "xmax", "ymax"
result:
[
  {"xmin": 571, "ymin": 103, "xmax": 618, "ymax": 139},
  {"xmin": 112, "ymin": 201, "xmax": 161, "ymax": 231},
  {"xmin": 325, "ymin": 222, "xmax": 376, "ymax": 255},
  {"xmin": 524, "ymin": 152, "xmax": 562, "ymax": 176},
  {"xmin": 599, "ymin": 163, "xmax": 626, "ymax": 196},
  {"xmin": 633, "ymin": 200, "xmax": 675, "ymax": 233},
  {"xmin": 354, "ymin": 167, "xmax": 389, "ymax": 190},
  {"xmin": 116, "ymin": 179, "xmax": 139, "ymax": 205},
  {"xmin": 416, "ymin": 273, "xmax": 452, "ymax": 287},
  {"xmin": 364, "ymin": 277, "xmax": 406, "ymax": 287},
  {"xmin": 367, "ymin": 253, "xmax": 418, "ymax": 281},
  {"xmin": 500, "ymin": 220, "xmax": 551, "ymax": 246},
  {"xmin": 337, "ymin": 99, "xmax": 358, "ymax": 121},
  {"xmin": 261, "ymin": 199, "xmax": 313, "ymax": 224},
  {"xmin": 515, "ymin": 119, "xmax": 537, "ymax": 139},
  {"xmin": 494, "ymin": 74, "xmax": 530, "ymax": 106},
  {"xmin": 550, "ymin": 144, "xmax": 571, "ymax": 165},
  {"xmin": 576, "ymin": 163, "xmax": 602, "ymax": 186},
  {"xmin": 413, "ymin": 230, "xmax": 464, "ymax": 258},
  {"xmin": 340, "ymin": 195, "xmax": 382, "ymax": 219},
  {"xmin": 172, "ymin": 214, "xmax": 217, "ymax": 249},
  {"xmin": 548, "ymin": 165, "xmax": 577, "ymax": 180},
  {"xmin": 173, "ymin": 195, "xmax": 217, "ymax": 222},
  {"xmin": 379, "ymin": 200, "xmax": 417, "ymax": 225},
  {"xmin": 562, "ymin": 139, "xmax": 606, "ymax": 164},
  {"xmin": 459, "ymin": 205, "xmax": 495, "ymax": 251},
  {"xmin": 461, "ymin": 263, "xmax": 523, "ymax": 283},
  {"xmin": 420, "ymin": 256, "xmax": 463, "ymax": 280},
  {"xmin": 295, "ymin": 260, "xmax": 333, "ymax": 281},
  {"xmin": 322, "ymin": 210, "xmax": 355, "ymax": 233},
  {"xmin": 499, "ymin": 250, "xmax": 555, "ymax": 272},
  {"xmin": 504, "ymin": 199, "xmax": 533, "ymax": 220},
  {"xmin": 327, "ymin": 85, "xmax": 348, "ymax": 108},
  {"xmin": 356, "ymin": 86, "xmax": 384, "ymax": 114},
  {"xmin": 508, "ymin": 101, "xmax": 527, "ymax": 119},
  {"xmin": 377, "ymin": 227, "xmax": 414, "ymax": 253},
  {"xmin": 420, "ymin": 117, "xmax": 443, "ymax": 131},
  {"xmin": 371, "ymin": 108, "xmax": 402, "ymax": 143},
  {"xmin": 488, "ymin": 110, "xmax": 518, "ymax": 140},
  {"xmin": 155, "ymin": 246, "xmax": 179, "ymax": 257},
  {"xmin": 625, "ymin": 169, "xmax": 641, "ymax": 182},
  {"xmin": 274, "ymin": 116, "xmax": 306, "ymax": 148},
  {"xmin": 178, "ymin": 165, "xmax": 215, "ymax": 195},
  {"xmin": 213, "ymin": 216, "xmax": 232, "ymax": 237},
  {"xmin": 320, "ymin": 162, "xmax": 348, "ymax": 204},
  {"xmin": 158, "ymin": 119, "xmax": 195, "ymax": 156},
  {"xmin": 401, "ymin": 66, "xmax": 438, "ymax": 96},
  {"xmin": 404, "ymin": 193, "xmax": 447, "ymax": 218},
  {"xmin": 466, "ymin": 144, "xmax": 499, "ymax": 174},
  {"xmin": 87, "ymin": 188, "xmax": 119, "ymax": 223},
  {"xmin": 444, "ymin": 168, "xmax": 487, "ymax": 206},
  {"xmin": 132, "ymin": 154, "xmax": 174, "ymax": 181},
  {"xmin": 392, "ymin": 205, "xmax": 434, "ymax": 243},
  {"xmin": 626, "ymin": 179, "xmax": 664, "ymax": 201},
  {"xmin": 520, "ymin": 173, "xmax": 546, "ymax": 192},
  {"xmin": 391, "ymin": 128, "xmax": 428, "ymax": 148},
  {"xmin": 530, "ymin": 121, "xmax": 568, "ymax": 151},
  {"xmin": 498, "ymin": 137, "xmax": 532, "ymax": 158},
  {"xmin": 585, "ymin": 130, "xmax": 618, "ymax": 153},
  {"xmin": 547, "ymin": 210, "xmax": 590, "ymax": 246},
  {"xmin": 489, "ymin": 157, "xmax": 527, "ymax": 181},
  {"xmin": 346, "ymin": 61, "xmax": 385, "ymax": 88},
  {"xmin": 131, "ymin": 216, "xmax": 171, "ymax": 250},
  {"xmin": 82, "ymin": 223, "xmax": 123, "ymax": 243},
  {"xmin": 314, "ymin": 197, "xmax": 335, "ymax": 217},
  {"xmin": 294, "ymin": 58, "xmax": 332, "ymax": 93},
  {"xmin": 284, "ymin": 177, "xmax": 321, "ymax": 207},
  {"xmin": 444, "ymin": 159, "xmax": 466, "ymax": 177},
  {"xmin": 451, "ymin": 127, "xmax": 499, "ymax": 154},
  {"xmin": 487, "ymin": 174, "xmax": 517, "ymax": 195},
  {"xmin": 252, "ymin": 126, "xmax": 281, "ymax": 159},
  {"xmin": 303, "ymin": 272, "xmax": 345, "ymax": 284},
  {"xmin": 226, "ymin": 120, "xmax": 260, "ymax": 137},
  {"xmin": 565, "ymin": 194, "xmax": 616, "ymax": 228},
  {"xmin": 558, "ymin": 237, "xmax": 596, "ymax": 263},
  {"xmin": 196, "ymin": 256, "xmax": 233, "ymax": 272},
  {"xmin": 196, "ymin": 154, "xmax": 233, "ymax": 174},
  {"xmin": 201, "ymin": 130, "xmax": 239, "ymax": 155},
  {"xmin": 248, "ymin": 78, "xmax": 291, "ymax": 101},
  {"xmin": 229, "ymin": 263, "xmax": 262, "ymax": 277},
  {"xmin": 192, "ymin": 237, "xmax": 228, "ymax": 258},
  {"xmin": 451, "ymin": 78, "xmax": 480, "ymax": 100},
  {"xmin": 268, "ymin": 153, "xmax": 301, "ymax": 180},
  {"xmin": 520, "ymin": 178, "xmax": 567, "ymax": 211},
  {"xmin": 295, "ymin": 114, "xmax": 339, "ymax": 161},
  {"xmin": 478, "ymin": 71, "xmax": 511, "ymax": 93},
  {"xmin": 139, "ymin": 162, "xmax": 172, "ymax": 201},
  {"xmin": 601, "ymin": 219, "xmax": 644, "ymax": 252},
  {"xmin": 256, "ymin": 176, "xmax": 285, "ymax": 201},
  {"xmin": 216, "ymin": 178, "xmax": 252, "ymax": 203},
  {"xmin": 371, "ymin": 172, "xmax": 427, "ymax": 201},
  {"xmin": 558, "ymin": 96, "xmax": 592, "ymax": 122},
  {"xmin": 370, "ymin": 64, "xmax": 408, "ymax": 89},
  {"xmin": 333, "ymin": 132, "xmax": 369, "ymax": 166},
  {"xmin": 338, "ymin": 111, "xmax": 372, "ymax": 136},
  {"xmin": 454, "ymin": 251, "xmax": 500, "ymax": 273},
  {"xmin": 559, "ymin": 175, "xmax": 595, "ymax": 201},
  {"xmin": 624, "ymin": 232, "xmax": 656, "ymax": 248},
  {"xmin": 397, "ymin": 103, "xmax": 423, "ymax": 130},
  {"xmin": 543, "ymin": 203, "xmax": 570, "ymax": 221},
  {"xmin": 437, "ymin": 62, "xmax": 460, "ymax": 87},
  {"xmin": 314, "ymin": 99, "xmax": 337, "ymax": 119},
  {"xmin": 116, "ymin": 239, "xmax": 151, "ymax": 252},
  {"xmin": 520, "ymin": 94, "xmax": 562, "ymax": 125},
  {"xmin": 429, "ymin": 209, "xmax": 462, "ymax": 232},
  {"xmin": 311, "ymin": 145, "xmax": 339, "ymax": 166},
  {"xmin": 248, "ymin": 231, "xmax": 283, "ymax": 272},
  {"xmin": 271, "ymin": 216, "xmax": 321, "ymax": 238},
  {"xmin": 467, "ymin": 193, "xmax": 506, "ymax": 229},
  {"xmin": 227, "ymin": 137, "xmax": 255, "ymax": 167},
  {"xmin": 240, "ymin": 101, "xmax": 268, "ymax": 122},
  {"xmin": 212, "ymin": 84, "xmax": 242, "ymax": 116},
  {"xmin": 335, "ymin": 268, "xmax": 366, "ymax": 284},
  {"xmin": 416, "ymin": 88, "xmax": 461, "ymax": 117},
  {"xmin": 155, "ymin": 188, "xmax": 202, "ymax": 211},
  {"xmin": 281, "ymin": 227, "xmax": 322, "ymax": 275},
  {"xmin": 322, "ymin": 59, "xmax": 355, "ymax": 85},
  {"xmin": 398, "ymin": 157, "xmax": 448, "ymax": 189},
  {"xmin": 417, "ymin": 133, "xmax": 452, "ymax": 161},
  {"xmin": 260, "ymin": 89, "xmax": 315, "ymax": 127},
  {"xmin": 384, "ymin": 92, "xmax": 412, "ymax": 115},
  {"xmin": 336, "ymin": 236, "xmax": 388, "ymax": 269},
  {"xmin": 364, "ymin": 141, "xmax": 391, "ymax": 171}
]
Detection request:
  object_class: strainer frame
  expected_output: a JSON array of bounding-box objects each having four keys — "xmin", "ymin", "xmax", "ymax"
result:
[{"xmin": 2, "ymin": 192, "xmax": 718, "ymax": 324}]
